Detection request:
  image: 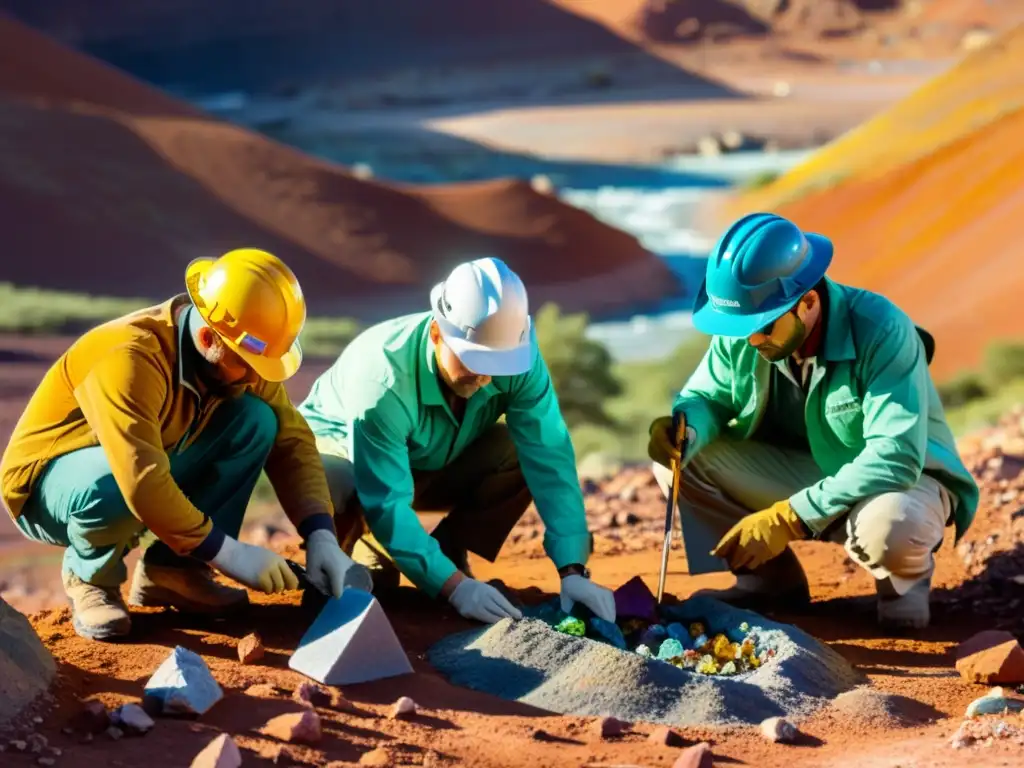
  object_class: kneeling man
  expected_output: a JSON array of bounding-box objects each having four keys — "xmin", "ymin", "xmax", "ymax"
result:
[
  {"xmin": 299, "ymin": 256, "xmax": 616, "ymax": 625},
  {"xmin": 647, "ymin": 213, "xmax": 979, "ymax": 629},
  {"xmin": 2, "ymin": 249, "xmax": 362, "ymax": 640}
]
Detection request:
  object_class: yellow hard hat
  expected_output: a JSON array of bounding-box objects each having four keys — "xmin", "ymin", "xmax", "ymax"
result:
[{"xmin": 184, "ymin": 248, "xmax": 306, "ymax": 382}]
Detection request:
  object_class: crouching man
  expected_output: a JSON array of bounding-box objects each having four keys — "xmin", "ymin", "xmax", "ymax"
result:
[
  {"xmin": 647, "ymin": 213, "xmax": 979, "ymax": 629},
  {"xmin": 1, "ymin": 249, "xmax": 364, "ymax": 641},
  {"xmin": 298, "ymin": 256, "xmax": 616, "ymax": 625}
]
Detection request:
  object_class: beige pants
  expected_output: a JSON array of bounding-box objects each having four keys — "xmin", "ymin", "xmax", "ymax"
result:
[
  {"xmin": 317, "ymin": 424, "xmax": 533, "ymax": 565},
  {"xmin": 653, "ymin": 438, "xmax": 952, "ymax": 595}
]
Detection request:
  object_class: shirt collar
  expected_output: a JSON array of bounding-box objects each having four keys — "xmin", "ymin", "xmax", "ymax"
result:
[
  {"xmin": 819, "ymin": 277, "xmax": 856, "ymax": 363},
  {"xmin": 172, "ymin": 296, "xmax": 203, "ymax": 396},
  {"xmin": 418, "ymin": 320, "xmax": 446, "ymax": 407}
]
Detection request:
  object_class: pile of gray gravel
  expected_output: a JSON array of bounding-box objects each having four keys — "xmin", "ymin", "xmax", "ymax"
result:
[{"xmin": 428, "ymin": 595, "xmax": 864, "ymax": 727}]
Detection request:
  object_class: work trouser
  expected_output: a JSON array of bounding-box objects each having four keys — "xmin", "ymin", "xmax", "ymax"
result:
[
  {"xmin": 653, "ymin": 437, "xmax": 952, "ymax": 595},
  {"xmin": 15, "ymin": 394, "xmax": 275, "ymax": 588},
  {"xmin": 317, "ymin": 423, "xmax": 532, "ymax": 569}
]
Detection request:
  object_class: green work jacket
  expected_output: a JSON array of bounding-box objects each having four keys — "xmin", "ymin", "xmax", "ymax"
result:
[
  {"xmin": 674, "ymin": 278, "xmax": 979, "ymax": 540},
  {"xmin": 299, "ymin": 312, "xmax": 591, "ymax": 595}
]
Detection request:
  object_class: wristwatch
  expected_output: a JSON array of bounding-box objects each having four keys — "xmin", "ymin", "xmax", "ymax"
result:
[{"xmin": 558, "ymin": 563, "xmax": 590, "ymax": 579}]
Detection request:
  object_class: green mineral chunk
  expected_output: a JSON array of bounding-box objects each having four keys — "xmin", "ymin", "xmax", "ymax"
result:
[
  {"xmin": 656, "ymin": 638, "xmax": 684, "ymax": 660},
  {"xmin": 555, "ymin": 616, "xmax": 586, "ymax": 637}
]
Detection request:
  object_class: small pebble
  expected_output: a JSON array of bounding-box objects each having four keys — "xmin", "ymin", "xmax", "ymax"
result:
[
  {"xmin": 648, "ymin": 725, "xmax": 686, "ymax": 747},
  {"xmin": 260, "ymin": 710, "xmax": 322, "ymax": 745},
  {"xmin": 594, "ymin": 716, "xmax": 625, "ymax": 739},
  {"xmin": 293, "ymin": 682, "xmax": 334, "ymax": 709},
  {"xmin": 359, "ymin": 747, "xmax": 392, "ymax": 766},
  {"xmin": 673, "ymin": 741, "xmax": 713, "ymax": 768},
  {"xmin": 27, "ymin": 734, "xmax": 48, "ymax": 753},
  {"xmin": 390, "ymin": 696, "xmax": 417, "ymax": 719},
  {"xmin": 32, "ymin": 717, "xmax": 44, "ymax": 725},
  {"xmin": 105, "ymin": 727, "xmax": 124, "ymax": 741},
  {"xmin": 760, "ymin": 716, "xmax": 798, "ymax": 743},
  {"xmin": 114, "ymin": 703, "xmax": 155, "ymax": 734},
  {"xmin": 237, "ymin": 633, "xmax": 265, "ymax": 665},
  {"xmin": 11, "ymin": 740, "xmax": 27, "ymax": 751}
]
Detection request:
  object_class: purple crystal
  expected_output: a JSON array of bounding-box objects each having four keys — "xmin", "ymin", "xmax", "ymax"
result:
[{"xmin": 613, "ymin": 576, "xmax": 658, "ymax": 622}]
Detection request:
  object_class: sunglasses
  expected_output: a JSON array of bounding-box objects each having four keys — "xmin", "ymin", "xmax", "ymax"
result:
[{"xmin": 754, "ymin": 309, "xmax": 800, "ymax": 338}]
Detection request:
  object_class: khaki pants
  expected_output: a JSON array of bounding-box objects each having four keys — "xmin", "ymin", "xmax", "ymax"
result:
[
  {"xmin": 653, "ymin": 438, "xmax": 952, "ymax": 595},
  {"xmin": 317, "ymin": 424, "xmax": 533, "ymax": 568}
]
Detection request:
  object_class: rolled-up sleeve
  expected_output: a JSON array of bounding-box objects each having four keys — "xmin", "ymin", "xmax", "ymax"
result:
[{"xmin": 505, "ymin": 353, "xmax": 592, "ymax": 569}]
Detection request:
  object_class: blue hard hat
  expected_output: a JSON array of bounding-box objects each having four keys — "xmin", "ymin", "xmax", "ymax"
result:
[{"xmin": 691, "ymin": 212, "xmax": 833, "ymax": 337}]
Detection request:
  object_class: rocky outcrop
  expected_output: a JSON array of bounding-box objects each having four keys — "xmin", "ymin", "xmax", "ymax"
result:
[{"xmin": 0, "ymin": 597, "xmax": 56, "ymax": 726}]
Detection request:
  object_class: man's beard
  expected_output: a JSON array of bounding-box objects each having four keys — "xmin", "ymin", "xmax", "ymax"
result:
[{"xmin": 753, "ymin": 313, "xmax": 807, "ymax": 362}]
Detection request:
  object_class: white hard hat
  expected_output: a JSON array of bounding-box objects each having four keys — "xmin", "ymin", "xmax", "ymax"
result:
[{"xmin": 429, "ymin": 257, "xmax": 535, "ymax": 376}]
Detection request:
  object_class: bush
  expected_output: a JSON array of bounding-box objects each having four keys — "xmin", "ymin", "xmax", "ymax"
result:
[
  {"xmin": 742, "ymin": 170, "xmax": 781, "ymax": 191},
  {"xmin": 982, "ymin": 341, "xmax": 1024, "ymax": 388},
  {"xmin": 534, "ymin": 303, "xmax": 622, "ymax": 429},
  {"xmin": 300, "ymin": 316, "xmax": 362, "ymax": 358},
  {"xmin": 937, "ymin": 372, "xmax": 988, "ymax": 409}
]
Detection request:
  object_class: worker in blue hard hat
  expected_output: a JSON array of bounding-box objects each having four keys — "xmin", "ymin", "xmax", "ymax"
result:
[{"xmin": 646, "ymin": 212, "xmax": 979, "ymax": 630}]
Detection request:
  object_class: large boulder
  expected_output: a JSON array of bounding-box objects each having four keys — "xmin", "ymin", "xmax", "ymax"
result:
[{"xmin": 0, "ymin": 597, "xmax": 56, "ymax": 726}]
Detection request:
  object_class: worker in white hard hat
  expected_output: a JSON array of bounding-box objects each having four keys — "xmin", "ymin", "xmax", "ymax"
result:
[{"xmin": 298, "ymin": 256, "xmax": 617, "ymax": 625}]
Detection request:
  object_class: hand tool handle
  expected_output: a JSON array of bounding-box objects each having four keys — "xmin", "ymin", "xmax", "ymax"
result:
[{"xmin": 656, "ymin": 416, "xmax": 688, "ymax": 604}]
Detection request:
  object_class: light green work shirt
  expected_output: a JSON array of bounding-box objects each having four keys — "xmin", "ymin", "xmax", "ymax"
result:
[
  {"xmin": 673, "ymin": 278, "xmax": 979, "ymax": 541},
  {"xmin": 298, "ymin": 312, "xmax": 591, "ymax": 596}
]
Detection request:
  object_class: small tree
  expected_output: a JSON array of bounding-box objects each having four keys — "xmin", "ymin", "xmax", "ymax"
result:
[{"xmin": 533, "ymin": 303, "xmax": 622, "ymax": 429}]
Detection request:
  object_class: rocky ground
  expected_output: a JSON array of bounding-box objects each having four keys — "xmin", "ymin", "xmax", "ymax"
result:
[{"xmin": 2, "ymin": 406, "xmax": 1024, "ymax": 766}]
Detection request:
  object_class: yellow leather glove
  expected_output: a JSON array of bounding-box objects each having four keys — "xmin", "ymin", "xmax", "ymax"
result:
[
  {"xmin": 711, "ymin": 500, "xmax": 808, "ymax": 571},
  {"xmin": 647, "ymin": 413, "xmax": 686, "ymax": 467}
]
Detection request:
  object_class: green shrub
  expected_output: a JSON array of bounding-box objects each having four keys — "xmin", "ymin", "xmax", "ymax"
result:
[
  {"xmin": 937, "ymin": 372, "xmax": 988, "ymax": 409},
  {"xmin": 534, "ymin": 303, "xmax": 622, "ymax": 429},
  {"xmin": 982, "ymin": 341, "xmax": 1024, "ymax": 388},
  {"xmin": 742, "ymin": 170, "xmax": 781, "ymax": 191}
]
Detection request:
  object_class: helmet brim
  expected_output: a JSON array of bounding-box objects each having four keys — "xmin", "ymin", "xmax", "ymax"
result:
[
  {"xmin": 430, "ymin": 283, "xmax": 535, "ymax": 376},
  {"xmin": 691, "ymin": 232, "xmax": 833, "ymax": 338},
  {"xmin": 185, "ymin": 257, "xmax": 303, "ymax": 382}
]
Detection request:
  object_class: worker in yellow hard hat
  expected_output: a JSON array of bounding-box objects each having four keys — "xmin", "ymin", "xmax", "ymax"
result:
[{"xmin": 0, "ymin": 249, "xmax": 370, "ymax": 641}]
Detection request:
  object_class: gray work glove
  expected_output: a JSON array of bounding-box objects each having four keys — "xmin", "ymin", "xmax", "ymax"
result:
[
  {"xmin": 560, "ymin": 574, "xmax": 616, "ymax": 622},
  {"xmin": 448, "ymin": 579, "xmax": 523, "ymax": 624},
  {"xmin": 305, "ymin": 529, "xmax": 373, "ymax": 598}
]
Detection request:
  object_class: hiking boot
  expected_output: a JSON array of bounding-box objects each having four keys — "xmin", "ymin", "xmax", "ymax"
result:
[
  {"xmin": 63, "ymin": 571, "xmax": 131, "ymax": 641},
  {"xmin": 876, "ymin": 575, "xmax": 931, "ymax": 630},
  {"xmin": 689, "ymin": 547, "xmax": 811, "ymax": 611},
  {"xmin": 351, "ymin": 538, "xmax": 402, "ymax": 592},
  {"xmin": 128, "ymin": 560, "xmax": 249, "ymax": 614}
]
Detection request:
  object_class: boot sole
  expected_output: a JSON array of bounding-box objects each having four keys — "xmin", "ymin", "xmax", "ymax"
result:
[{"xmin": 128, "ymin": 583, "xmax": 249, "ymax": 615}]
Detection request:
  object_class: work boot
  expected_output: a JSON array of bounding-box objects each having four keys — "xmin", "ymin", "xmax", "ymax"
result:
[
  {"xmin": 128, "ymin": 560, "xmax": 249, "ymax": 614},
  {"xmin": 876, "ymin": 575, "xmax": 930, "ymax": 630},
  {"xmin": 689, "ymin": 547, "xmax": 811, "ymax": 611},
  {"xmin": 351, "ymin": 538, "xmax": 402, "ymax": 592},
  {"xmin": 63, "ymin": 571, "xmax": 132, "ymax": 641}
]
